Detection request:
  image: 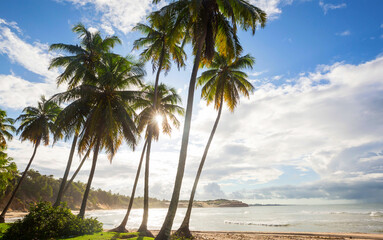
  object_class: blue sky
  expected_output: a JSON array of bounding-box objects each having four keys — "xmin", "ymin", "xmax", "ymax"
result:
[{"xmin": 0, "ymin": 0, "xmax": 383, "ymax": 204}]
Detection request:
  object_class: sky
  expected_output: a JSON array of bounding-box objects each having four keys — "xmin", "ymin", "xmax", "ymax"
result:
[{"xmin": 0, "ymin": 0, "xmax": 383, "ymax": 204}]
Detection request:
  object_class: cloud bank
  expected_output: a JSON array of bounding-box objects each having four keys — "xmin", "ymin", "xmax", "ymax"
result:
[{"xmin": 0, "ymin": 19, "xmax": 63, "ymax": 109}]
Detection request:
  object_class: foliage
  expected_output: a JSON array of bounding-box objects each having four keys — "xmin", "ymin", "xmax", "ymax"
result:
[
  {"xmin": 2, "ymin": 201, "xmax": 102, "ymax": 240},
  {"xmin": 49, "ymin": 23, "xmax": 122, "ymax": 89},
  {"xmin": 0, "ymin": 223, "xmax": 11, "ymax": 237},
  {"xmin": 0, "ymin": 109, "xmax": 15, "ymax": 148},
  {"xmin": 0, "ymin": 148, "xmax": 17, "ymax": 195},
  {"xmin": 134, "ymin": 83, "xmax": 184, "ymax": 140},
  {"xmin": 133, "ymin": 11, "xmax": 186, "ymax": 73},
  {"xmin": 197, "ymin": 53, "xmax": 255, "ymax": 111},
  {"xmin": 16, "ymin": 96, "xmax": 62, "ymax": 147},
  {"xmin": 0, "ymin": 169, "xmax": 168, "ymax": 211}
]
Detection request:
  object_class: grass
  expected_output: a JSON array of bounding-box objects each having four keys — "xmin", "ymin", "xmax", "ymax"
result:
[
  {"xmin": 0, "ymin": 223, "xmax": 11, "ymax": 238},
  {"xmin": 59, "ymin": 231, "xmax": 154, "ymax": 240},
  {"xmin": 0, "ymin": 224, "xmax": 156, "ymax": 240}
]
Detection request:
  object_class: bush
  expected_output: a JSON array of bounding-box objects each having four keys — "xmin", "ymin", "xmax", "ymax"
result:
[{"xmin": 2, "ymin": 201, "xmax": 102, "ymax": 240}]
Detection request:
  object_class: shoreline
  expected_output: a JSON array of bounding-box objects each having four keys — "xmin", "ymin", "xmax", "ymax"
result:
[
  {"xmin": 5, "ymin": 211, "xmax": 383, "ymax": 239},
  {"xmin": 148, "ymin": 230, "xmax": 383, "ymax": 240}
]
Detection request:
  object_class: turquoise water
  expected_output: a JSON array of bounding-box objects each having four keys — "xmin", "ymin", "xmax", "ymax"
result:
[{"xmin": 84, "ymin": 204, "xmax": 383, "ymax": 233}]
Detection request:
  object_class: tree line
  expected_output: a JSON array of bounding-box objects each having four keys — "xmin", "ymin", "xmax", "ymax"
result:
[
  {"xmin": 0, "ymin": 169, "xmax": 168, "ymax": 211},
  {"xmin": 0, "ymin": 0, "xmax": 267, "ymax": 239}
]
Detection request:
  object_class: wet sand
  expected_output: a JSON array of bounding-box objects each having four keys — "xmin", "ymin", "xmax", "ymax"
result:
[{"xmin": 151, "ymin": 231, "xmax": 383, "ymax": 240}]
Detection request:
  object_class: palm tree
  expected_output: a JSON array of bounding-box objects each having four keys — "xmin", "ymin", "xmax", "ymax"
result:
[
  {"xmin": 52, "ymin": 54, "xmax": 145, "ymax": 218},
  {"xmin": 175, "ymin": 53, "xmax": 255, "ymax": 238},
  {"xmin": 0, "ymin": 109, "xmax": 16, "ymax": 149},
  {"xmin": 131, "ymin": 12, "xmax": 186, "ymax": 237},
  {"xmin": 111, "ymin": 83, "xmax": 184, "ymax": 234},
  {"xmin": 49, "ymin": 23, "xmax": 121, "ymax": 207},
  {"xmin": 153, "ymin": 1, "xmax": 266, "ymax": 238},
  {"xmin": 49, "ymin": 23, "xmax": 121, "ymax": 89},
  {"xmin": 0, "ymin": 96, "xmax": 61, "ymax": 223}
]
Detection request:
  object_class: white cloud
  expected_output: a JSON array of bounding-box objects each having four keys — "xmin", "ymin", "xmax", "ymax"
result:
[
  {"xmin": 249, "ymin": 70, "xmax": 268, "ymax": 77},
  {"xmin": 189, "ymin": 55, "xmax": 383, "ymax": 201},
  {"xmin": 336, "ymin": 30, "xmax": 350, "ymax": 36},
  {"xmin": 60, "ymin": 0, "xmax": 157, "ymax": 34},
  {"xmin": 0, "ymin": 74, "xmax": 59, "ymax": 109},
  {"xmin": 250, "ymin": 0, "xmax": 293, "ymax": 20},
  {"xmin": 0, "ymin": 19, "xmax": 63, "ymax": 110},
  {"xmin": 319, "ymin": 1, "xmax": 346, "ymax": 14}
]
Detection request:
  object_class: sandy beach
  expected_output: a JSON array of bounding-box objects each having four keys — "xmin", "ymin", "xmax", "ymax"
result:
[
  {"xmin": 6, "ymin": 212, "xmax": 383, "ymax": 239},
  {"xmin": 152, "ymin": 231, "xmax": 383, "ymax": 240}
]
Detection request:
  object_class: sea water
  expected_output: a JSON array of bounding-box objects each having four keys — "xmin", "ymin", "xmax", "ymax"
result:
[{"xmin": 83, "ymin": 204, "xmax": 383, "ymax": 233}]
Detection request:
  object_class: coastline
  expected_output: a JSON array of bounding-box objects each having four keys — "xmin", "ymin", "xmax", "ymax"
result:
[{"xmin": 148, "ymin": 230, "xmax": 383, "ymax": 240}]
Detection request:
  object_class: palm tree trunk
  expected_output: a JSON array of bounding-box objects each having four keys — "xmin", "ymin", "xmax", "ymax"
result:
[
  {"xmin": 155, "ymin": 32, "xmax": 206, "ymax": 240},
  {"xmin": 175, "ymin": 97, "xmax": 223, "ymax": 238},
  {"xmin": 136, "ymin": 46, "xmax": 164, "ymax": 237},
  {"xmin": 153, "ymin": 47, "xmax": 165, "ymax": 107},
  {"xmin": 110, "ymin": 139, "xmax": 148, "ymax": 233},
  {"xmin": 137, "ymin": 132, "xmax": 154, "ymax": 237},
  {"xmin": 78, "ymin": 138, "xmax": 100, "ymax": 218},
  {"xmin": 54, "ymin": 134, "xmax": 78, "ymax": 207},
  {"xmin": 0, "ymin": 143, "xmax": 39, "ymax": 223},
  {"xmin": 63, "ymin": 148, "xmax": 91, "ymax": 194}
]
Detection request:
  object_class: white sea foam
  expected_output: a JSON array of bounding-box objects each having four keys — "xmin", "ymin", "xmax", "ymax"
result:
[
  {"xmin": 301, "ymin": 210, "xmax": 383, "ymax": 217},
  {"xmin": 224, "ymin": 220, "xmax": 289, "ymax": 227},
  {"xmin": 369, "ymin": 211, "xmax": 383, "ymax": 217}
]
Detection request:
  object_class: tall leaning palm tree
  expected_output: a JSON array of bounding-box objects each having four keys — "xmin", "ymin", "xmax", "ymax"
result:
[
  {"xmin": 52, "ymin": 54, "xmax": 145, "ymax": 218},
  {"xmin": 111, "ymin": 83, "xmax": 184, "ymax": 234},
  {"xmin": 153, "ymin": 1, "xmax": 266, "ymax": 239},
  {"xmin": 175, "ymin": 53, "xmax": 255, "ymax": 238},
  {"xmin": 132, "ymin": 11, "xmax": 186, "ymax": 237},
  {"xmin": 49, "ymin": 23, "xmax": 122, "ymax": 207},
  {"xmin": 0, "ymin": 96, "xmax": 61, "ymax": 223}
]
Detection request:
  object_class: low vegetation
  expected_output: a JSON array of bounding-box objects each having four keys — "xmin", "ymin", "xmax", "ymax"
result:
[{"xmin": 1, "ymin": 201, "xmax": 102, "ymax": 240}]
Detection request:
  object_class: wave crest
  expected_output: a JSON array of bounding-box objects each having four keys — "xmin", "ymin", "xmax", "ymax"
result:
[{"xmin": 224, "ymin": 220, "xmax": 289, "ymax": 227}]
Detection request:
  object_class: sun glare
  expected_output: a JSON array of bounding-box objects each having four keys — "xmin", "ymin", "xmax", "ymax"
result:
[{"xmin": 155, "ymin": 114, "xmax": 163, "ymax": 126}]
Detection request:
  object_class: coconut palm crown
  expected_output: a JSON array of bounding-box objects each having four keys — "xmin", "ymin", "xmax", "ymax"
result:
[
  {"xmin": 49, "ymin": 23, "xmax": 121, "ymax": 89},
  {"xmin": 133, "ymin": 11, "xmax": 186, "ymax": 74},
  {"xmin": 135, "ymin": 83, "xmax": 185, "ymax": 141},
  {"xmin": 0, "ymin": 110, "xmax": 16, "ymax": 148},
  {"xmin": 198, "ymin": 53, "xmax": 255, "ymax": 111},
  {"xmin": 17, "ymin": 96, "xmax": 62, "ymax": 146}
]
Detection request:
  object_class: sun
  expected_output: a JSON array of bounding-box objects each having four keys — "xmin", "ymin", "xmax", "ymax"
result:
[{"xmin": 154, "ymin": 114, "xmax": 163, "ymax": 126}]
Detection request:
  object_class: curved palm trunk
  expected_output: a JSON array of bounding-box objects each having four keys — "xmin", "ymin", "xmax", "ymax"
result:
[
  {"xmin": 137, "ymin": 46, "xmax": 165, "ymax": 237},
  {"xmin": 110, "ymin": 139, "xmax": 148, "ymax": 233},
  {"xmin": 137, "ymin": 133, "xmax": 154, "ymax": 237},
  {"xmin": 175, "ymin": 99, "xmax": 223, "ymax": 238},
  {"xmin": 54, "ymin": 134, "xmax": 78, "ymax": 207},
  {"xmin": 0, "ymin": 143, "xmax": 39, "ymax": 223},
  {"xmin": 63, "ymin": 148, "xmax": 91, "ymax": 194},
  {"xmin": 78, "ymin": 139, "xmax": 100, "ymax": 218},
  {"xmin": 155, "ymin": 33, "xmax": 205, "ymax": 240}
]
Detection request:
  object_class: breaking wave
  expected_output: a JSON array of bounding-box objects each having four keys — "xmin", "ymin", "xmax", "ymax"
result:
[
  {"xmin": 301, "ymin": 210, "xmax": 383, "ymax": 217},
  {"xmin": 224, "ymin": 220, "xmax": 290, "ymax": 227}
]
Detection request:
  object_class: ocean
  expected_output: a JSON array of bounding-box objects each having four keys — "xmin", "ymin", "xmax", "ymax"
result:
[{"xmin": 82, "ymin": 204, "xmax": 383, "ymax": 233}]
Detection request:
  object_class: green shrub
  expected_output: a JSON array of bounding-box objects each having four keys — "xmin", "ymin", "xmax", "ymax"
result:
[{"xmin": 2, "ymin": 201, "xmax": 102, "ymax": 240}]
